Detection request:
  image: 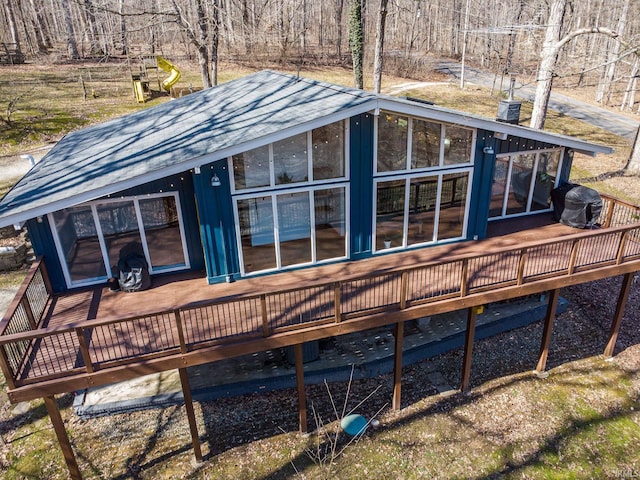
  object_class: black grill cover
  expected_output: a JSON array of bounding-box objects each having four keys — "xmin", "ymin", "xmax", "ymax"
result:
[{"xmin": 552, "ymin": 183, "xmax": 602, "ymax": 228}]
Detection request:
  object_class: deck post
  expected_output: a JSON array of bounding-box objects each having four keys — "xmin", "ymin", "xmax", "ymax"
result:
[
  {"xmin": 460, "ymin": 306, "xmax": 478, "ymax": 392},
  {"xmin": 535, "ymin": 289, "xmax": 560, "ymax": 373},
  {"xmin": 43, "ymin": 395, "xmax": 82, "ymax": 480},
  {"xmin": 392, "ymin": 321, "xmax": 404, "ymax": 410},
  {"xmin": 604, "ymin": 272, "xmax": 635, "ymax": 357},
  {"xmin": 294, "ymin": 343, "xmax": 307, "ymax": 433},
  {"xmin": 178, "ymin": 368, "xmax": 203, "ymax": 462}
]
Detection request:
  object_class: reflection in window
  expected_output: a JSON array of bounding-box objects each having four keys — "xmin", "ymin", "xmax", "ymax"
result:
[
  {"xmin": 376, "ymin": 180, "xmax": 406, "ymax": 250},
  {"xmin": 313, "ymin": 123, "xmax": 344, "ymax": 180},
  {"xmin": 315, "ymin": 188, "xmax": 346, "ymax": 261},
  {"xmin": 489, "ymin": 150, "xmax": 562, "ymax": 219},
  {"xmin": 52, "ymin": 206, "xmax": 107, "ymax": 282},
  {"xmin": 438, "ymin": 173, "xmax": 468, "ymax": 240},
  {"xmin": 407, "ymin": 176, "xmax": 437, "ymax": 245},
  {"xmin": 531, "ymin": 150, "xmax": 560, "ymax": 211},
  {"xmin": 377, "ymin": 113, "xmax": 408, "ymax": 172},
  {"xmin": 412, "ymin": 120, "xmax": 441, "ymax": 169},
  {"xmin": 444, "ymin": 125, "xmax": 473, "ymax": 165},
  {"xmin": 507, "ymin": 153, "xmax": 535, "ymax": 216},
  {"xmin": 277, "ymin": 192, "xmax": 312, "ymax": 267},
  {"xmin": 139, "ymin": 197, "xmax": 186, "ymax": 269},
  {"xmin": 95, "ymin": 201, "xmax": 143, "ymax": 273},
  {"xmin": 274, "ymin": 133, "xmax": 308, "ymax": 185},
  {"xmin": 238, "ymin": 197, "xmax": 277, "ymax": 273},
  {"xmin": 232, "ymin": 145, "xmax": 270, "ymax": 190}
]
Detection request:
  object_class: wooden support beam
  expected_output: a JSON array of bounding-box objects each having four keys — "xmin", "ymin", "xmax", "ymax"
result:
[
  {"xmin": 392, "ymin": 321, "xmax": 404, "ymax": 410},
  {"xmin": 535, "ymin": 289, "xmax": 560, "ymax": 373},
  {"xmin": 604, "ymin": 272, "xmax": 635, "ymax": 357},
  {"xmin": 460, "ymin": 306, "xmax": 478, "ymax": 392},
  {"xmin": 178, "ymin": 368, "xmax": 203, "ymax": 462},
  {"xmin": 43, "ymin": 395, "xmax": 82, "ymax": 480},
  {"xmin": 294, "ymin": 343, "xmax": 307, "ymax": 433}
]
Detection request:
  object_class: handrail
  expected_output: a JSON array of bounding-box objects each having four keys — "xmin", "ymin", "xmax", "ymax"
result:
[{"xmin": 1, "ymin": 220, "xmax": 640, "ymax": 388}]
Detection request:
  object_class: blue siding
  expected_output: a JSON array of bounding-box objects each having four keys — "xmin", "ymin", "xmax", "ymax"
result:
[
  {"xmin": 27, "ymin": 216, "xmax": 67, "ymax": 293},
  {"xmin": 192, "ymin": 162, "xmax": 238, "ymax": 284},
  {"xmin": 467, "ymin": 129, "xmax": 497, "ymax": 240},
  {"xmin": 350, "ymin": 113, "xmax": 374, "ymax": 259}
]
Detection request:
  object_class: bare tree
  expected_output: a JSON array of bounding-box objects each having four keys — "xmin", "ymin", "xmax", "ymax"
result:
[
  {"xmin": 372, "ymin": 0, "xmax": 388, "ymax": 93},
  {"xmin": 61, "ymin": 0, "xmax": 80, "ymax": 59},
  {"xmin": 349, "ymin": 0, "xmax": 364, "ymax": 89},
  {"xmin": 625, "ymin": 127, "xmax": 640, "ymax": 174}
]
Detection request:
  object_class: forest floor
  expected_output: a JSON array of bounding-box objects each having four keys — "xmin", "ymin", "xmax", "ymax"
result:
[{"xmin": 0, "ymin": 59, "xmax": 640, "ymax": 479}]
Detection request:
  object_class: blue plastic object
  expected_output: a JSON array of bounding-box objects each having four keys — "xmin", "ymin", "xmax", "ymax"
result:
[{"xmin": 341, "ymin": 414, "xmax": 368, "ymax": 436}]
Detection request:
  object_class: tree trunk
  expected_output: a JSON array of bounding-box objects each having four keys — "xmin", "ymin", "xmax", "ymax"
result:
[
  {"xmin": 4, "ymin": 1, "xmax": 22, "ymax": 52},
  {"xmin": 372, "ymin": 0, "xmax": 388, "ymax": 94},
  {"xmin": 595, "ymin": 0, "xmax": 629, "ymax": 106},
  {"xmin": 335, "ymin": 0, "xmax": 344, "ymax": 59},
  {"xmin": 28, "ymin": 0, "xmax": 52, "ymax": 51},
  {"xmin": 118, "ymin": 0, "xmax": 128, "ymax": 55},
  {"xmin": 211, "ymin": 0, "xmax": 220, "ymax": 86},
  {"xmin": 83, "ymin": 0, "xmax": 101, "ymax": 55},
  {"xmin": 530, "ymin": 0, "xmax": 567, "ymax": 130},
  {"xmin": 349, "ymin": 0, "xmax": 364, "ymax": 89},
  {"xmin": 195, "ymin": 0, "xmax": 211, "ymax": 88},
  {"xmin": 61, "ymin": 0, "xmax": 80, "ymax": 59},
  {"xmin": 625, "ymin": 127, "xmax": 640, "ymax": 174}
]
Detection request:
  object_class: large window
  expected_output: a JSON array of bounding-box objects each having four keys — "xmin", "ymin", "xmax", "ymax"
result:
[
  {"xmin": 489, "ymin": 149, "xmax": 562, "ymax": 219},
  {"xmin": 50, "ymin": 193, "xmax": 190, "ymax": 287},
  {"xmin": 374, "ymin": 111, "xmax": 474, "ymax": 252},
  {"xmin": 374, "ymin": 172, "xmax": 471, "ymax": 251},
  {"xmin": 231, "ymin": 120, "xmax": 349, "ymax": 275}
]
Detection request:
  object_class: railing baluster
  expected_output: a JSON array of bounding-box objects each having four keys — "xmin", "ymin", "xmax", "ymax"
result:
[
  {"xmin": 460, "ymin": 258, "xmax": 469, "ymax": 297},
  {"xmin": 517, "ymin": 248, "xmax": 527, "ymax": 285},
  {"xmin": 75, "ymin": 327, "xmax": 94, "ymax": 373},
  {"xmin": 174, "ymin": 309, "xmax": 187, "ymax": 354},
  {"xmin": 334, "ymin": 282, "xmax": 342, "ymax": 323},
  {"xmin": 616, "ymin": 231, "xmax": 629, "ymax": 265},
  {"xmin": 260, "ymin": 294, "xmax": 270, "ymax": 336},
  {"xmin": 400, "ymin": 271, "xmax": 408, "ymax": 309}
]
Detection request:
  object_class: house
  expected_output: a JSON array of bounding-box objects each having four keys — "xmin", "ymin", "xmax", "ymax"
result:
[
  {"xmin": 0, "ymin": 70, "xmax": 613, "ymax": 291},
  {"xmin": 2, "ymin": 70, "xmax": 639, "ymax": 480}
]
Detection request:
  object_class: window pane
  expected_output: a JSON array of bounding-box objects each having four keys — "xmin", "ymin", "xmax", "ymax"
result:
[
  {"xmin": 274, "ymin": 133, "xmax": 308, "ymax": 185},
  {"xmin": 277, "ymin": 192, "xmax": 312, "ymax": 266},
  {"xmin": 438, "ymin": 173, "xmax": 468, "ymax": 240},
  {"xmin": 52, "ymin": 206, "xmax": 107, "ymax": 282},
  {"xmin": 139, "ymin": 196, "xmax": 186, "ymax": 270},
  {"xmin": 312, "ymin": 122, "xmax": 345, "ymax": 180},
  {"xmin": 232, "ymin": 145, "xmax": 270, "ymax": 190},
  {"xmin": 408, "ymin": 176, "xmax": 437, "ymax": 245},
  {"xmin": 507, "ymin": 153, "xmax": 535, "ymax": 215},
  {"xmin": 96, "ymin": 201, "xmax": 144, "ymax": 273},
  {"xmin": 238, "ymin": 197, "xmax": 276, "ymax": 273},
  {"xmin": 489, "ymin": 157, "xmax": 509, "ymax": 218},
  {"xmin": 411, "ymin": 119, "xmax": 441, "ymax": 169},
  {"xmin": 531, "ymin": 150, "xmax": 561, "ymax": 212},
  {"xmin": 376, "ymin": 179, "xmax": 405, "ymax": 250},
  {"xmin": 444, "ymin": 125, "xmax": 473, "ymax": 165},
  {"xmin": 377, "ymin": 113, "xmax": 408, "ymax": 172},
  {"xmin": 315, "ymin": 188, "xmax": 346, "ymax": 261}
]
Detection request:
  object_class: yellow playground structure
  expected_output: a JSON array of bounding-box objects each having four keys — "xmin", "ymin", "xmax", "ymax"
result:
[{"xmin": 131, "ymin": 55, "xmax": 181, "ymax": 103}]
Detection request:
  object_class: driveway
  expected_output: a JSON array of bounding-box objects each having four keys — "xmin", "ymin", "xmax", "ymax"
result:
[{"xmin": 436, "ymin": 60, "xmax": 640, "ymax": 140}]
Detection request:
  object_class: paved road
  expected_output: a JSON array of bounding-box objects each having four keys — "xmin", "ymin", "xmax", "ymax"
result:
[{"xmin": 436, "ymin": 61, "xmax": 639, "ymax": 140}]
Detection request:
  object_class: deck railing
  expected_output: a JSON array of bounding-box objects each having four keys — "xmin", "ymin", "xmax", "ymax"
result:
[
  {"xmin": 600, "ymin": 193, "xmax": 640, "ymax": 228},
  {"xmin": 0, "ymin": 258, "xmax": 52, "ymax": 388},
  {"xmin": 1, "ymin": 211, "xmax": 640, "ymax": 390}
]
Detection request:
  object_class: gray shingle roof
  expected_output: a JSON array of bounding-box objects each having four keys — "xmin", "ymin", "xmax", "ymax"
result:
[
  {"xmin": 0, "ymin": 69, "xmax": 613, "ymax": 227},
  {"xmin": 0, "ymin": 70, "xmax": 377, "ymax": 226}
]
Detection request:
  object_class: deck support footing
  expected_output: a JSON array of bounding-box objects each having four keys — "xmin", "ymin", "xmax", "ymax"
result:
[
  {"xmin": 44, "ymin": 395, "xmax": 82, "ymax": 480},
  {"xmin": 604, "ymin": 272, "xmax": 635, "ymax": 357},
  {"xmin": 392, "ymin": 321, "xmax": 404, "ymax": 410},
  {"xmin": 460, "ymin": 307, "xmax": 478, "ymax": 392},
  {"xmin": 179, "ymin": 368, "xmax": 203, "ymax": 462},
  {"xmin": 294, "ymin": 343, "xmax": 307, "ymax": 433},
  {"xmin": 535, "ymin": 288, "xmax": 560, "ymax": 374}
]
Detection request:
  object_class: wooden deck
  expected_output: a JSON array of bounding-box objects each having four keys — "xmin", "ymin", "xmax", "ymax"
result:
[{"xmin": 2, "ymin": 196, "xmax": 640, "ymax": 404}]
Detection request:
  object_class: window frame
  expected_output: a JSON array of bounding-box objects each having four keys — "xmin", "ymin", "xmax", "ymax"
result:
[{"xmin": 49, "ymin": 192, "xmax": 191, "ymax": 288}]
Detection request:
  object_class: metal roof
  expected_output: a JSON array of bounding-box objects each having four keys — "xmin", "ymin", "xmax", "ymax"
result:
[{"xmin": 0, "ymin": 70, "xmax": 613, "ymax": 228}]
